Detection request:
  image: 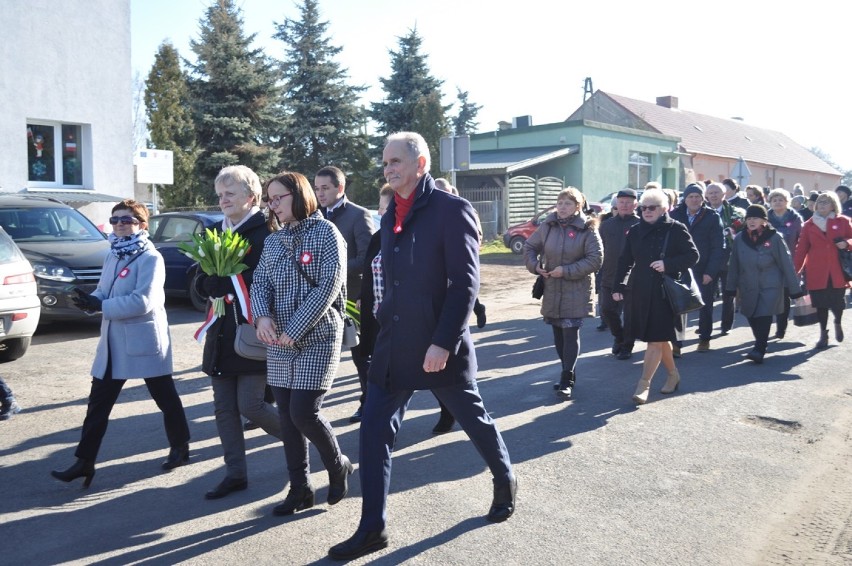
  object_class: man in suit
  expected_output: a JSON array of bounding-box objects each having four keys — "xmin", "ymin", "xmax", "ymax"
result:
[
  {"xmin": 328, "ymin": 132, "xmax": 516, "ymax": 561},
  {"xmin": 705, "ymin": 182, "xmax": 745, "ymax": 334},
  {"xmin": 314, "ymin": 166, "xmax": 376, "ymax": 422}
]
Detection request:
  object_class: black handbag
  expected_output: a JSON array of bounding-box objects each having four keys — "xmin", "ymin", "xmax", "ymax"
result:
[
  {"xmin": 659, "ymin": 228, "xmax": 704, "ymax": 315},
  {"xmin": 839, "ymin": 247, "xmax": 852, "ymax": 282},
  {"xmin": 532, "ymin": 275, "xmax": 545, "ymax": 299}
]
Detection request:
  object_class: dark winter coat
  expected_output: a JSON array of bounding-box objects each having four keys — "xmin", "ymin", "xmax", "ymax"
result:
[
  {"xmin": 614, "ymin": 215, "xmax": 699, "ymax": 342},
  {"xmin": 369, "ymin": 174, "xmax": 479, "ymax": 391},
  {"xmin": 357, "ymin": 230, "xmax": 382, "ymax": 356},
  {"xmin": 768, "ymin": 208, "xmax": 803, "ymax": 257},
  {"xmin": 325, "ymin": 195, "xmax": 376, "ymax": 299},
  {"xmin": 598, "ymin": 212, "xmax": 639, "ymax": 289},
  {"xmin": 197, "ymin": 211, "xmax": 270, "ymax": 377},
  {"xmin": 523, "ymin": 212, "xmax": 602, "ymax": 319},
  {"xmin": 670, "ymin": 203, "xmax": 725, "ymax": 280},
  {"xmin": 726, "ymin": 226, "xmax": 802, "ymax": 318}
]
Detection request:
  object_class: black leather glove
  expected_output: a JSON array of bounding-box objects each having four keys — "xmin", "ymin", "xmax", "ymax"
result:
[
  {"xmin": 72, "ymin": 288, "xmax": 102, "ymax": 312},
  {"xmin": 201, "ymin": 274, "xmax": 232, "ymax": 297},
  {"xmin": 724, "ymin": 290, "xmax": 737, "ymax": 299}
]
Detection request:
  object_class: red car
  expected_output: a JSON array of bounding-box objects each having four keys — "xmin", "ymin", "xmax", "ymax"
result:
[{"xmin": 502, "ymin": 203, "xmax": 604, "ymax": 254}]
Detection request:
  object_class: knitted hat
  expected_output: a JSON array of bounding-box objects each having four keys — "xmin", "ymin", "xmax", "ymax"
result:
[
  {"xmin": 745, "ymin": 204, "xmax": 768, "ymax": 220},
  {"xmin": 683, "ymin": 183, "xmax": 705, "ymax": 199},
  {"xmin": 836, "ymin": 185, "xmax": 851, "ymax": 198}
]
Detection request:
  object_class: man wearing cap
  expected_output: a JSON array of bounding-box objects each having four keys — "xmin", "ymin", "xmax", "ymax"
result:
[
  {"xmin": 723, "ymin": 178, "xmax": 750, "ymax": 211},
  {"xmin": 836, "ymin": 185, "xmax": 852, "ymax": 217},
  {"xmin": 599, "ymin": 188, "xmax": 640, "ymax": 359},
  {"xmin": 705, "ymin": 182, "xmax": 745, "ymax": 334},
  {"xmin": 671, "ymin": 182, "xmax": 725, "ymax": 352}
]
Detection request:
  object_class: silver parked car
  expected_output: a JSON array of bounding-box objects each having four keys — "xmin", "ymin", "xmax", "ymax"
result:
[{"xmin": 0, "ymin": 225, "xmax": 40, "ymax": 361}]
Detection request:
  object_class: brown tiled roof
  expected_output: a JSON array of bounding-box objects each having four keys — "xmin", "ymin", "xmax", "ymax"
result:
[{"xmin": 602, "ymin": 92, "xmax": 839, "ymax": 175}]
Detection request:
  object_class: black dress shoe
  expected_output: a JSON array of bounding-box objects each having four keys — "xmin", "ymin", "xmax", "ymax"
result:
[
  {"xmin": 51, "ymin": 458, "xmax": 96, "ymax": 488},
  {"xmin": 205, "ymin": 477, "xmax": 248, "ymax": 500},
  {"xmin": 487, "ymin": 476, "xmax": 517, "ymax": 523},
  {"xmin": 272, "ymin": 484, "xmax": 315, "ymax": 516},
  {"xmin": 327, "ymin": 455, "xmax": 353, "ymax": 505},
  {"xmin": 745, "ymin": 349, "xmax": 764, "ymax": 364},
  {"xmin": 432, "ymin": 410, "xmax": 455, "ymax": 434},
  {"xmin": 473, "ymin": 301, "xmax": 487, "ymax": 328},
  {"xmin": 328, "ymin": 529, "xmax": 389, "ymax": 561},
  {"xmin": 162, "ymin": 443, "xmax": 189, "ymax": 471},
  {"xmin": 617, "ymin": 348, "xmax": 633, "ymax": 360},
  {"xmin": 243, "ymin": 419, "xmax": 260, "ymax": 431},
  {"xmin": 349, "ymin": 408, "xmax": 362, "ymax": 423}
]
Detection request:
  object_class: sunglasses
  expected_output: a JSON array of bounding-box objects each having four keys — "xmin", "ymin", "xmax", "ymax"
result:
[
  {"xmin": 109, "ymin": 216, "xmax": 140, "ymax": 225},
  {"xmin": 262, "ymin": 193, "xmax": 293, "ymax": 208},
  {"xmin": 639, "ymin": 205, "xmax": 662, "ymax": 212}
]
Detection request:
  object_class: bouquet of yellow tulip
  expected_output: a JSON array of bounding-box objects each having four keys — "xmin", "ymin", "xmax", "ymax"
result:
[{"xmin": 178, "ymin": 228, "xmax": 250, "ymax": 317}]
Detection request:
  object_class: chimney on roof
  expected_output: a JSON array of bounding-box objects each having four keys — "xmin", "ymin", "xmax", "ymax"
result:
[{"xmin": 656, "ymin": 96, "xmax": 678, "ymax": 109}]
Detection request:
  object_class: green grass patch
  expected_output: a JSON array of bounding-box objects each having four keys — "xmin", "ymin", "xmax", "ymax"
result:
[{"xmin": 480, "ymin": 238, "xmax": 511, "ymax": 255}]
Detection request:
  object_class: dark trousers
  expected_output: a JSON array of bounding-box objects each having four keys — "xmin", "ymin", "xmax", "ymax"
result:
[
  {"xmin": 270, "ymin": 386, "xmax": 344, "ymax": 488},
  {"xmin": 75, "ymin": 374, "xmax": 190, "ymax": 461},
  {"xmin": 0, "ymin": 376, "xmax": 12, "ymax": 403},
  {"xmin": 775, "ymin": 289, "xmax": 791, "ymax": 335},
  {"xmin": 351, "ymin": 346, "xmax": 370, "ymax": 407},
  {"xmin": 697, "ymin": 277, "xmax": 718, "ymax": 341},
  {"xmin": 601, "ymin": 286, "xmax": 633, "ymax": 350},
  {"xmin": 719, "ymin": 271, "xmax": 735, "ymax": 332},
  {"xmin": 747, "ymin": 316, "xmax": 773, "ymax": 354},
  {"xmin": 358, "ymin": 380, "xmax": 513, "ymax": 532}
]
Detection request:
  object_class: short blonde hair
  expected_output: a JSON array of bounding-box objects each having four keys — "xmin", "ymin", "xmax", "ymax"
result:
[
  {"xmin": 640, "ymin": 188, "xmax": 669, "ymax": 210},
  {"xmin": 215, "ymin": 165, "xmax": 262, "ymax": 205},
  {"xmin": 814, "ymin": 191, "xmax": 841, "ymax": 215},
  {"xmin": 767, "ymin": 188, "xmax": 791, "ymax": 203}
]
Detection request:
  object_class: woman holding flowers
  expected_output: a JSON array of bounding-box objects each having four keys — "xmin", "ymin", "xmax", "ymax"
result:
[
  {"xmin": 194, "ymin": 165, "xmax": 283, "ymax": 501},
  {"xmin": 251, "ymin": 171, "xmax": 352, "ymax": 516}
]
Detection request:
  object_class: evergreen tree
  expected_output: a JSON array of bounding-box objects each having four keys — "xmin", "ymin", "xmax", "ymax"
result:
[
  {"xmin": 273, "ymin": 0, "xmax": 374, "ymax": 204},
  {"xmin": 187, "ymin": 0, "xmax": 283, "ymax": 200},
  {"xmin": 144, "ymin": 42, "xmax": 203, "ymax": 208},
  {"xmin": 453, "ymin": 88, "xmax": 482, "ymax": 135},
  {"xmin": 371, "ymin": 27, "xmax": 450, "ymax": 178}
]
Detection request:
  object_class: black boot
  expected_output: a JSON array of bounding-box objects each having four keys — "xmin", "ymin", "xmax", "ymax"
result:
[
  {"xmin": 555, "ymin": 370, "xmax": 574, "ymax": 400},
  {"xmin": 836, "ymin": 322, "xmax": 844, "ymax": 343},
  {"xmin": 432, "ymin": 407, "xmax": 455, "ymax": 434},
  {"xmin": 162, "ymin": 442, "xmax": 189, "ymax": 470},
  {"xmin": 816, "ymin": 328, "xmax": 829, "ymax": 350},
  {"xmin": 473, "ymin": 300, "xmax": 487, "ymax": 328},
  {"xmin": 487, "ymin": 475, "xmax": 517, "ymax": 522},
  {"xmin": 51, "ymin": 458, "xmax": 96, "ymax": 488},
  {"xmin": 327, "ymin": 455, "xmax": 353, "ymax": 505},
  {"xmin": 272, "ymin": 484, "xmax": 315, "ymax": 516}
]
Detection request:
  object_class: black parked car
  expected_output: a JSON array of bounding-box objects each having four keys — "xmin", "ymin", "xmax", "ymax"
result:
[
  {"xmin": 148, "ymin": 211, "xmax": 225, "ymax": 312},
  {"xmin": 0, "ymin": 194, "xmax": 109, "ymax": 323}
]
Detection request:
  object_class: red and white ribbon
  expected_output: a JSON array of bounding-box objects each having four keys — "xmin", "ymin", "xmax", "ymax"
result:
[
  {"xmin": 194, "ymin": 306, "xmax": 218, "ymax": 343},
  {"xmin": 231, "ymin": 273, "xmax": 253, "ymax": 324}
]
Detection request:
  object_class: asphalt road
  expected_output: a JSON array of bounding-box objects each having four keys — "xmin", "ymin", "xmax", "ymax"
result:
[{"xmin": 2, "ymin": 254, "xmax": 851, "ymax": 565}]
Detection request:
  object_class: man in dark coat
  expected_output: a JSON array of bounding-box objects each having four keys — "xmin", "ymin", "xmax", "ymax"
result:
[
  {"xmin": 315, "ymin": 166, "xmax": 376, "ymax": 422},
  {"xmin": 599, "ymin": 188, "xmax": 640, "ymax": 359},
  {"xmin": 705, "ymin": 182, "xmax": 745, "ymax": 334},
  {"xmin": 723, "ymin": 178, "xmax": 750, "ymax": 211},
  {"xmin": 671, "ymin": 183, "xmax": 725, "ymax": 351},
  {"xmin": 329, "ymin": 132, "xmax": 516, "ymax": 561}
]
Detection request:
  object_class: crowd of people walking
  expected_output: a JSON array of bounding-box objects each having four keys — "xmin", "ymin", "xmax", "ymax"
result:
[{"xmin": 18, "ymin": 134, "xmax": 848, "ymax": 561}]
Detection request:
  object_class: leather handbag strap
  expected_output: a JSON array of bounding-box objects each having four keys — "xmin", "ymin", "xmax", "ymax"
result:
[{"xmin": 659, "ymin": 227, "xmax": 671, "ymax": 260}]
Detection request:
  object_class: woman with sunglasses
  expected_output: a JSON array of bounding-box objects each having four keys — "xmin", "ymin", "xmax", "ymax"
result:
[
  {"xmin": 193, "ymin": 165, "xmax": 283, "ymax": 500},
  {"xmin": 251, "ymin": 171, "xmax": 352, "ymax": 516},
  {"xmin": 51, "ymin": 199, "xmax": 190, "ymax": 487},
  {"xmin": 613, "ymin": 188, "xmax": 699, "ymax": 404}
]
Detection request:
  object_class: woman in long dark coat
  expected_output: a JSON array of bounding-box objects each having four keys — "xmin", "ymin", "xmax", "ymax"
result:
[{"xmin": 613, "ymin": 189, "xmax": 699, "ymax": 405}]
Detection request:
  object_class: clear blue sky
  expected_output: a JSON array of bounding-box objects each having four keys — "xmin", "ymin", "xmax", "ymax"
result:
[{"xmin": 131, "ymin": 0, "xmax": 852, "ymax": 171}]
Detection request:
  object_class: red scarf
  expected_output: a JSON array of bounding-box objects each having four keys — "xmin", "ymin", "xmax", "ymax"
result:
[
  {"xmin": 393, "ymin": 190, "xmax": 416, "ymax": 234},
  {"xmin": 748, "ymin": 227, "xmax": 764, "ymax": 243}
]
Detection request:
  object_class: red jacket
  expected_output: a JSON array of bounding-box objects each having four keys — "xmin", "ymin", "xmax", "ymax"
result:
[{"xmin": 793, "ymin": 215, "xmax": 852, "ymax": 290}]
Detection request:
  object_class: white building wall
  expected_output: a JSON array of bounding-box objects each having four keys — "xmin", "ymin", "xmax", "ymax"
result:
[{"xmin": 0, "ymin": 0, "xmax": 133, "ymax": 198}]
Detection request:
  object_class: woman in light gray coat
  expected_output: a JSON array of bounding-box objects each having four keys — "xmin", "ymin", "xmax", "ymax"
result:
[
  {"xmin": 51, "ymin": 199, "xmax": 190, "ymax": 487},
  {"xmin": 726, "ymin": 204, "xmax": 803, "ymax": 364},
  {"xmin": 252, "ymin": 172, "xmax": 352, "ymax": 517},
  {"xmin": 524, "ymin": 187, "xmax": 603, "ymax": 399}
]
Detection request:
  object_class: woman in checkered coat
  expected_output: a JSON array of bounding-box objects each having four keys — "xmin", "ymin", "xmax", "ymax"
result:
[{"xmin": 251, "ymin": 171, "xmax": 353, "ymax": 517}]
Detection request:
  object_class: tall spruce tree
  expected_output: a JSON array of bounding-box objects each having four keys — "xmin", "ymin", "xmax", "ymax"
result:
[
  {"xmin": 371, "ymin": 28, "xmax": 450, "ymax": 178},
  {"xmin": 187, "ymin": 0, "xmax": 283, "ymax": 199},
  {"xmin": 453, "ymin": 88, "xmax": 482, "ymax": 135},
  {"xmin": 144, "ymin": 42, "xmax": 203, "ymax": 208},
  {"xmin": 273, "ymin": 0, "xmax": 373, "ymax": 203}
]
